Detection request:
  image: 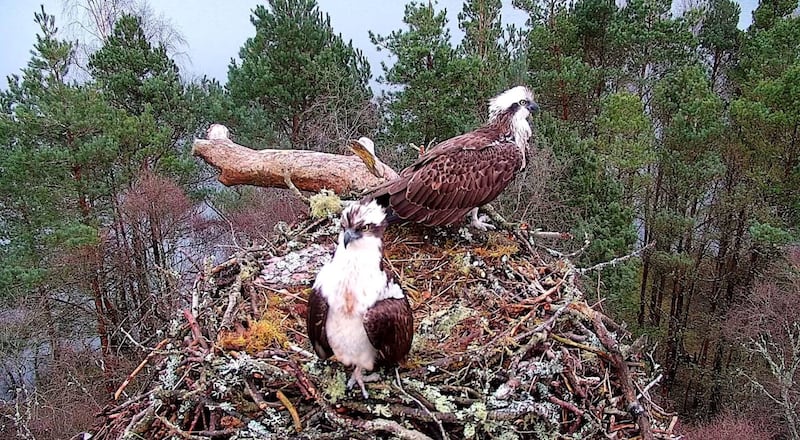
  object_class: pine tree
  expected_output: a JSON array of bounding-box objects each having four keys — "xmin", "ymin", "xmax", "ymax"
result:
[
  {"xmin": 698, "ymin": 0, "xmax": 741, "ymax": 91},
  {"xmin": 227, "ymin": 0, "xmax": 373, "ymax": 150},
  {"xmin": 371, "ymin": 1, "xmax": 485, "ymax": 158},
  {"xmin": 0, "ymin": 6, "xmax": 117, "ymax": 379},
  {"xmin": 458, "ymin": 0, "xmax": 510, "ymax": 106}
]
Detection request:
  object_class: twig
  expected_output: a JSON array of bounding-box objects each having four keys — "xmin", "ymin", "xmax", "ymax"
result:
[
  {"xmin": 182, "ymin": 309, "xmax": 209, "ymax": 350},
  {"xmin": 514, "ymin": 302, "xmax": 570, "ymax": 344},
  {"xmin": 244, "ymin": 378, "xmax": 281, "ymax": 410},
  {"xmin": 531, "ymin": 230, "xmax": 575, "ymax": 240},
  {"xmin": 548, "ymin": 394, "xmax": 585, "ymax": 418},
  {"xmin": 342, "ymin": 401, "xmax": 460, "ymax": 424},
  {"xmin": 359, "ymin": 419, "xmax": 434, "ymax": 440},
  {"xmin": 576, "ymin": 242, "xmax": 655, "ymax": 275},
  {"xmin": 155, "ymin": 415, "xmax": 206, "ymax": 440},
  {"xmin": 541, "ymin": 236, "xmax": 590, "ymax": 259},
  {"xmin": 637, "ymin": 373, "xmax": 663, "ymax": 400},
  {"xmin": 283, "ymin": 168, "xmax": 310, "ymax": 202},
  {"xmin": 121, "ymin": 405, "xmax": 156, "ymax": 439},
  {"xmin": 277, "ymin": 389, "xmax": 303, "ymax": 432},
  {"xmin": 527, "ymin": 277, "xmax": 564, "ymax": 303},
  {"xmin": 482, "ymin": 204, "xmax": 538, "ymax": 259},
  {"xmin": 395, "ymin": 369, "xmax": 449, "ymax": 440},
  {"xmin": 114, "ymin": 339, "xmax": 169, "ymax": 401},
  {"xmin": 220, "ymin": 276, "xmax": 242, "ymax": 329},
  {"xmin": 550, "ymin": 334, "xmax": 610, "ymax": 359},
  {"xmin": 288, "ymin": 343, "xmax": 316, "ymax": 359}
]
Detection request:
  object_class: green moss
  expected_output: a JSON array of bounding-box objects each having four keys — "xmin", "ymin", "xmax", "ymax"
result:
[{"xmin": 309, "ymin": 190, "xmax": 343, "ymax": 219}]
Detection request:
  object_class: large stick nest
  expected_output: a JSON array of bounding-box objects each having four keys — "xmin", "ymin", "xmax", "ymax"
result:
[{"xmin": 89, "ymin": 213, "xmax": 679, "ymax": 440}]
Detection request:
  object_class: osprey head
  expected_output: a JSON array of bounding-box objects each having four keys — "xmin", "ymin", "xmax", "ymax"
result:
[
  {"xmin": 488, "ymin": 86, "xmax": 539, "ymax": 121},
  {"xmin": 339, "ymin": 200, "xmax": 387, "ymax": 249}
]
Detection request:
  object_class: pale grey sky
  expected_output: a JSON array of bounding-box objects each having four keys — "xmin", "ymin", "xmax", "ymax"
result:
[{"xmin": 0, "ymin": 0, "xmax": 759, "ymax": 90}]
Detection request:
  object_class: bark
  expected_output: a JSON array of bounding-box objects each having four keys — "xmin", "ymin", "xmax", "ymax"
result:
[{"xmin": 192, "ymin": 137, "xmax": 398, "ymax": 195}]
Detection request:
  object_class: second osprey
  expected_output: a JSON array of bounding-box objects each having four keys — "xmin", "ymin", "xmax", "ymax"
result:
[{"xmin": 364, "ymin": 86, "xmax": 539, "ymax": 230}]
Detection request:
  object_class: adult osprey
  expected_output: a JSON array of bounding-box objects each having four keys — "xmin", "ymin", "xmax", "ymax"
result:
[
  {"xmin": 364, "ymin": 86, "xmax": 539, "ymax": 230},
  {"xmin": 307, "ymin": 200, "xmax": 414, "ymax": 398}
]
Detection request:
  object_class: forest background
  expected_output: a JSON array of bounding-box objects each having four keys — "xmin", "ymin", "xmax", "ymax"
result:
[{"xmin": 0, "ymin": 0, "xmax": 798, "ymax": 438}]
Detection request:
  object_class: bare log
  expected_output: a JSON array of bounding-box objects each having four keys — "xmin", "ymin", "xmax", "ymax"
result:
[
  {"xmin": 192, "ymin": 131, "xmax": 398, "ymax": 195},
  {"xmin": 593, "ymin": 312, "xmax": 654, "ymax": 440}
]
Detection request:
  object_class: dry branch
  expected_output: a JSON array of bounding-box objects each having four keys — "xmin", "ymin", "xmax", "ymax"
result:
[{"xmin": 192, "ymin": 131, "xmax": 398, "ymax": 195}]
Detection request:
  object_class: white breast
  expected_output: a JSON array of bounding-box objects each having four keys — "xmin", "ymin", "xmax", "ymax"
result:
[
  {"xmin": 313, "ymin": 240, "xmax": 388, "ymax": 369},
  {"xmin": 325, "ymin": 313, "xmax": 376, "ymax": 369}
]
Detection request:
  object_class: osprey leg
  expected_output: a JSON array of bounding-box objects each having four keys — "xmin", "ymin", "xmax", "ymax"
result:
[
  {"xmin": 469, "ymin": 207, "xmax": 496, "ymax": 231},
  {"xmin": 347, "ymin": 366, "xmax": 381, "ymax": 399}
]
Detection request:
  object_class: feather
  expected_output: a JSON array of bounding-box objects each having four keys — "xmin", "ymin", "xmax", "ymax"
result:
[
  {"xmin": 362, "ymin": 86, "xmax": 535, "ymax": 227},
  {"xmin": 364, "ymin": 297, "xmax": 414, "ymax": 366},
  {"xmin": 307, "ymin": 287, "xmax": 333, "ymax": 359}
]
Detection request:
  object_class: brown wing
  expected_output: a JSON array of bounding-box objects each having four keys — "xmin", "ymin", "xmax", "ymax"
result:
[
  {"xmin": 366, "ymin": 129, "xmax": 523, "ymax": 226},
  {"xmin": 307, "ymin": 287, "xmax": 333, "ymax": 359},
  {"xmin": 363, "ymin": 295, "xmax": 414, "ymax": 366}
]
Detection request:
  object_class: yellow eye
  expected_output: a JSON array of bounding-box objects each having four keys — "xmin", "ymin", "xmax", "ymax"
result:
[
  {"xmin": 519, "ymin": 99, "xmax": 528, "ymax": 106},
  {"xmin": 363, "ymin": 224, "xmax": 371, "ymax": 231}
]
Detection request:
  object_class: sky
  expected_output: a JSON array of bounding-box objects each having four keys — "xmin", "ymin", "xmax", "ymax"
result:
[{"xmin": 0, "ymin": 0, "xmax": 760, "ymax": 91}]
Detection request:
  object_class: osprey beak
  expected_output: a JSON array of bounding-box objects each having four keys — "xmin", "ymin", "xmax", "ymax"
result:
[
  {"xmin": 343, "ymin": 229, "xmax": 361, "ymax": 248},
  {"xmin": 527, "ymin": 101, "xmax": 540, "ymax": 115}
]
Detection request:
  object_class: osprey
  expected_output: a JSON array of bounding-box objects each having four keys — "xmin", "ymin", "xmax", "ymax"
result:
[
  {"xmin": 364, "ymin": 86, "xmax": 539, "ymax": 230},
  {"xmin": 307, "ymin": 200, "xmax": 414, "ymax": 398}
]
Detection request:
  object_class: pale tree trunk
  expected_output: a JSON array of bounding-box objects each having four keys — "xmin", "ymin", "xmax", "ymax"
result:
[{"xmin": 192, "ymin": 136, "xmax": 398, "ymax": 195}]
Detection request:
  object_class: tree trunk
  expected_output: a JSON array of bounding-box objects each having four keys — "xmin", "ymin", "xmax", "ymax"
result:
[{"xmin": 192, "ymin": 137, "xmax": 398, "ymax": 195}]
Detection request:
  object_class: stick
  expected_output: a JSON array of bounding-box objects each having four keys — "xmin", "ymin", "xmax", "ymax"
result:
[
  {"xmin": 182, "ymin": 309, "xmax": 209, "ymax": 350},
  {"xmin": 244, "ymin": 378, "xmax": 281, "ymax": 410},
  {"xmin": 593, "ymin": 313, "xmax": 654, "ymax": 440},
  {"xmin": 276, "ymin": 389, "xmax": 303, "ymax": 432},
  {"xmin": 577, "ymin": 242, "xmax": 655, "ymax": 275},
  {"xmin": 550, "ymin": 334, "xmax": 610, "ymax": 359},
  {"xmin": 395, "ymin": 369, "xmax": 449, "ymax": 440},
  {"xmin": 114, "ymin": 339, "xmax": 168, "ymax": 401}
]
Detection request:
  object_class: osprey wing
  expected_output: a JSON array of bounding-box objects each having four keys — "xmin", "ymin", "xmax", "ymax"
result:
[
  {"xmin": 307, "ymin": 287, "xmax": 333, "ymax": 359},
  {"xmin": 363, "ymin": 294, "xmax": 413, "ymax": 366},
  {"xmin": 390, "ymin": 132, "xmax": 523, "ymax": 226}
]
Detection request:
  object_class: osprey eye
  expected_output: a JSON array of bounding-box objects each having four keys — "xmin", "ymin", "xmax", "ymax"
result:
[
  {"xmin": 363, "ymin": 225, "xmax": 371, "ymax": 231},
  {"xmin": 519, "ymin": 99, "xmax": 528, "ymax": 106}
]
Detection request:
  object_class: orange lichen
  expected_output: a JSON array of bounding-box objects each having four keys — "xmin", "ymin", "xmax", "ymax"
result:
[{"xmin": 218, "ymin": 314, "xmax": 288, "ymax": 353}]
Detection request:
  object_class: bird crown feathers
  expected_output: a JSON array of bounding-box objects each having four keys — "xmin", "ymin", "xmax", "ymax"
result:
[
  {"xmin": 342, "ymin": 200, "xmax": 386, "ymax": 228},
  {"xmin": 488, "ymin": 86, "xmax": 534, "ymax": 119}
]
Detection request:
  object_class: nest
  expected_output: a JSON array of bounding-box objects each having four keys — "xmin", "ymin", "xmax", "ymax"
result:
[{"xmin": 90, "ymin": 214, "xmax": 679, "ymax": 440}]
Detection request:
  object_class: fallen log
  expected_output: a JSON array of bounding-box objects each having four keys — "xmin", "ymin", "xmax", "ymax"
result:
[{"xmin": 192, "ymin": 125, "xmax": 398, "ymax": 195}]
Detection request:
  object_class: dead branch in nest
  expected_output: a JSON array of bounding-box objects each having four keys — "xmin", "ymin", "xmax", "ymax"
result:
[
  {"xmin": 192, "ymin": 125, "xmax": 398, "ymax": 195},
  {"xmin": 577, "ymin": 241, "xmax": 656, "ymax": 275},
  {"xmin": 114, "ymin": 338, "xmax": 169, "ymax": 401},
  {"xmin": 593, "ymin": 312, "xmax": 654, "ymax": 440}
]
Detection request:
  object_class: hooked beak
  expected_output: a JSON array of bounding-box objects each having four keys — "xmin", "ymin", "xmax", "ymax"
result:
[
  {"xmin": 343, "ymin": 229, "xmax": 361, "ymax": 248},
  {"xmin": 527, "ymin": 101, "xmax": 540, "ymax": 115}
]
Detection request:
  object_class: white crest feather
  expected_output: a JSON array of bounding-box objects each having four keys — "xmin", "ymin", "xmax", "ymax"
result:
[
  {"xmin": 343, "ymin": 199, "xmax": 386, "ymax": 227},
  {"xmin": 488, "ymin": 86, "xmax": 535, "ymax": 121}
]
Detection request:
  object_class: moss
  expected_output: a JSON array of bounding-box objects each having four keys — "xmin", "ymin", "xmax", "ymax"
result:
[
  {"xmin": 217, "ymin": 316, "xmax": 288, "ymax": 353},
  {"xmin": 322, "ymin": 368, "xmax": 347, "ymax": 403},
  {"xmin": 433, "ymin": 304, "xmax": 476, "ymax": 336},
  {"xmin": 309, "ymin": 190, "xmax": 343, "ymax": 219}
]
